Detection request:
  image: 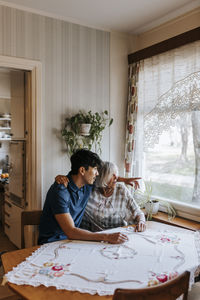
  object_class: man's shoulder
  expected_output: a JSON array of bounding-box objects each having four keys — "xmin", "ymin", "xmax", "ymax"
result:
[
  {"xmin": 49, "ymin": 182, "xmax": 70, "ymax": 198},
  {"xmin": 85, "ymin": 184, "xmax": 93, "ymax": 192}
]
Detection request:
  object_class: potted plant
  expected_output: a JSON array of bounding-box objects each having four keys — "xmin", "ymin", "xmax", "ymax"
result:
[
  {"xmin": 135, "ymin": 180, "xmax": 176, "ymax": 221},
  {"xmin": 61, "ymin": 110, "xmax": 113, "ymax": 156}
]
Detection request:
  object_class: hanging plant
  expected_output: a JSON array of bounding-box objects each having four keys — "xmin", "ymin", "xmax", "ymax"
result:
[{"xmin": 61, "ymin": 110, "xmax": 113, "ymax": 156}]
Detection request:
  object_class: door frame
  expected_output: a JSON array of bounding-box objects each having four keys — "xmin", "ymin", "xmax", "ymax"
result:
[{"xmin": 0, "ymin": 55, "xmax": 42, "ymax": 209}]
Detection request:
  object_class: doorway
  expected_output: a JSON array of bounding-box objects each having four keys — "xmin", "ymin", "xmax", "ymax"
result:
[{"xmin": 0, "ymin": 55, "xmax": 42, "ymax": 248}]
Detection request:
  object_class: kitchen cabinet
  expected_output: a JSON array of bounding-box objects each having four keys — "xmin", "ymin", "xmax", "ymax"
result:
[
  {"xmin": 0, "ymin": 69, "xmax": 27, "ymax": 248},
  {"xmin": 0, "ymin": 71, "xmax": 11, "ymax": 141},
  {"xmin": 0, "ymin": 185, "xmax": 4, "ymax": 226},
  {"xmin": 0, "ymin": 116, "xmax": 11, "ymax": 140},
  {"xmin": 0, "ymin": 70, "xmax": 25, "ymax": 140},
  {"xmin": 10, "ymin": 71, "xmax": 25, "ymax": 139},
  {"xmin": 0, "ymin": 71, "xmax": 11, "ymax": 99},
  {"xmin": 4, "ymin": 195, "xmax": 23, "ymax": 248},
  {"xmin": 9, "ymin": 141, "xmax": 26, "ymax": 202}
]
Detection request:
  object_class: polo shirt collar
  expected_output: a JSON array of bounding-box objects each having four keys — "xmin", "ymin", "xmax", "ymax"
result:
[{"xmin": 67, "ymin": 172, "xmax": 85, "ymax": 192}]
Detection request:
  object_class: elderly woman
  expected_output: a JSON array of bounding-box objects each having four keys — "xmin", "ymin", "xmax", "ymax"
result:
[
  {"xmin": 80, "ymin": 161, "xmax": 146, "ymax": 232},
  {"xmin": 56, "ymin": 161, "xmax": 146, "ymax": 232}
]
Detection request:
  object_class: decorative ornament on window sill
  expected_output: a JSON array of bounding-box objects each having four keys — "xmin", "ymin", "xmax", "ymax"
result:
[
  {"xmin": 135, "ymin": 180, "xmax": 176, "ymax": 221},
  {"xmin": 61, "ymin": 110, "xmax": 113, "ymax": 156}
]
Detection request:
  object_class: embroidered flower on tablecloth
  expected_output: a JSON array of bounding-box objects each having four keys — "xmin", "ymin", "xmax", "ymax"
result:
[
  {"xmin": 148, "ymin": 271, "xmax": 178, "ymax": 286},
  {"xmin": 155, "ymin": 234, "xmax": 180, "ymax": 244},
  {"xmin": 100, "ymin": 245, "xmax": 137, "ymax": 259},
  {"xmin": 54, "ymin": 271, "xmax": 65, "ymax": 277},
  {"xmin": 38, "ymin": 262, "xmax": 71, "ymax": 278},
  {"xmin": 59, "ymin": 245, "xmax": 67, "ymax": 249},
  {"xmin": 52, "ymin": 266, "xmax": 63, "ymax": 271},
  {"xmin": 43, "ymin": 262, "xmax": 54, "ymax": 267},
  {"xmin": 39, "ymin": 268, "xmax": 50, "ymax": 275}
]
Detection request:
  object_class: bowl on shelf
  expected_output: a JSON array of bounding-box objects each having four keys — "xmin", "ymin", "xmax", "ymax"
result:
[
  {"xmin": 2, "ymin": 113, "xmax": 11, "ymax": 118},
  {"xmin": 0, "ymin": 132, "xmax": 5, "ymax": 138},
  {"xmin": 3, "ymin": 120, "xmax": 10, "ymax": 127}
]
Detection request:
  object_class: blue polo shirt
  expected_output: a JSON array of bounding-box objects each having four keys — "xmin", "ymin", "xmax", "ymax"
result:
[{"xmin": 38, "ymin": 172, "xmax": 93, "ymax": 244}]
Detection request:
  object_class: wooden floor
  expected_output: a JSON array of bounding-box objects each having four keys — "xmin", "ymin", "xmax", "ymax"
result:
[
  {"xmin": 0, "ymin": 224, "xmax": 21, "ymax": 300},
  {"xmin": 0, "ymin": 223, "xmax": 199, "ymax": 300}
]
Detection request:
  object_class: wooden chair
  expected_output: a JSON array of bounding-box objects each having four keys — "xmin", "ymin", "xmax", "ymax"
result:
[
  {"xmin": 113, "ymin": 271, "xmax": 190, "ymax": 300},
  {"xmin": 21, "ymin": 210, "xmax": 42, "ymax": 249},
  {"xmin": 0, "ymin": 251, "xmax": 7, "ymax": 267}
]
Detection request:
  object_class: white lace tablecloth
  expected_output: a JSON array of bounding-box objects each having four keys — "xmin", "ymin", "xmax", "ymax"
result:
[{"xmin": 4, "ymin": 222, "xmax": 200, "ymax": 296}]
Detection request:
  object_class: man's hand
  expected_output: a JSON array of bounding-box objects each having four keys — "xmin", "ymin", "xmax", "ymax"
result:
[
  {"xmin": 135, "ymin": 221, "xmax": 146, "ymax": 232},
  {"xmin": 105, "ymin": 232, "xmax": 129, "ymax": 244},
  {"xmin": 55, "ymin": 175, "xmax": 69, "ymax": 187},
  {"xmin": 118, "ymin": 177, "xmax": 141, "ymax": 189},
  {"xmin": 55, "ymin": 213, "xmax": 129, "ymax": 244}
]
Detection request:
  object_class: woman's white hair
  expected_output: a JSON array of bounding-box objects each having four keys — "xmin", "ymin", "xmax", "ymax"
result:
[{"xmin": 95, "ymin": 161, "xmax": 118, "ymax": 188}]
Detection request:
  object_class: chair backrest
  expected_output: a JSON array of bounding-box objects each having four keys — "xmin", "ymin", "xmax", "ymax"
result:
[
  {"xmin": 113, "ymin": 271, "xmax": 190, "ymax": 300},
  {"xmin": 21, "ymin": 210, "xmax": 42, "ymax": 249}
]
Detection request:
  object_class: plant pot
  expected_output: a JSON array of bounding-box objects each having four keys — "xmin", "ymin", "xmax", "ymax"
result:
[
  {"xmin": 145, "ymin": 200, "xmax": 159, "ymax": 215},
  {"xmin": 79, "ymin": 123, "xmax": 91, "ymax": 136}
]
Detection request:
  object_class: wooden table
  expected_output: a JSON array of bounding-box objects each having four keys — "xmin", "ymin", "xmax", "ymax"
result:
[
  {"xmin": 2, "ymin": 246, "xmax": 112, "ymax": 300},
  {"xmin": 2, "ymin": 221, "xmax": 199, "ymax": 299}
]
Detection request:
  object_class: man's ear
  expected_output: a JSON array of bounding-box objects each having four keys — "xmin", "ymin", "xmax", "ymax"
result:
[{"xmin": 79, "ymin": 166, "xmax": 86, "ymax": 176}]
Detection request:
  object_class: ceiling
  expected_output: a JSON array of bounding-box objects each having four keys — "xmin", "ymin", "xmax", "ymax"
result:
[{"xmin": 0, "ymin": 0, "xmax": 199, "ymax": 34}]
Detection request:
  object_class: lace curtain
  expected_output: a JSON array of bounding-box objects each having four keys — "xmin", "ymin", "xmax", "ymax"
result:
[
  {"xmin": 144, "ymin": 71, "xmax": 200, "ymax": 150},
  {"xmin": 134, "ymin": 40, "xmax": 200, "ymax": 178},
  {"xmin": 124, "ymin": 63, "xmax": 140, "ymax": 177}
]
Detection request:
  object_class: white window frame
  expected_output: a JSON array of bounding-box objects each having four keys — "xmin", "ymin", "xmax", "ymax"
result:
[{"xmin": 156, "ymin": 196, "xmax": 200, "ymax": 222}]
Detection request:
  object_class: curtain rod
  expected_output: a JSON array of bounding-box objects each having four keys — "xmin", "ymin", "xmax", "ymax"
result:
[{"xmin": 128, "ymin": 27, "xmax": 200, "ymax": 64}]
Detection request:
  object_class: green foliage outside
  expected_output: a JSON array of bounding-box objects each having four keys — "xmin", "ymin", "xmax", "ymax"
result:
[
  {"xmin": 145, "ymin": 149, "xmax": 195, "ymax": 204},
  {"xmin": 150, "ymin": 181, "xmax": 193, "ymax": 204}
]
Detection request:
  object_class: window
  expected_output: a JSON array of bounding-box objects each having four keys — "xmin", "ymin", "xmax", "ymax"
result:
[
  {"xmin": 145, "ymin": 112, "xmax": 196, "ymax": 204},
  {"xmin": 135, "ymin": 40, "xmax": 200, "ymax": 220}
]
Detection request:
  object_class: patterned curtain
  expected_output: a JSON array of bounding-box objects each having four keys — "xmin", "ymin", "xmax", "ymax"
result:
[{"xmin": 124, "ymin": 62, "xmax": 140, "ymax": 177}]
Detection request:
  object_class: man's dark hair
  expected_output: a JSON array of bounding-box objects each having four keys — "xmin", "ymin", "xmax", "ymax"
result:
[{"xmin": 70, "ymin": 149, "xmax": 102, "ymax": 175}]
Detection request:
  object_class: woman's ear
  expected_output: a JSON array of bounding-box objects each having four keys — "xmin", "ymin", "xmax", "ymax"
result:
[{"xmin": 107, "ymin": 177, "xmax": 113, "ymax": 188}]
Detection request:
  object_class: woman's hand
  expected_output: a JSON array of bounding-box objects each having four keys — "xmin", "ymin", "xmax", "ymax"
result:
[
  {"xmin": 135, "ymin": 221, "xmax": 146, "ymax": 232},
  {"xmin": 101, "ymin": 187, "xmax": 114, "ymax": 197},
  {"xmin": 105, "ymin": 232, "xmax": 129, "ymax": 244},
  {"xmin": 118, "ymin": 177, "xmax": 141, "ymax": 189},
  {"xmin": 55, "ymin": 175, "xmax": 69, "ymax": 187}
]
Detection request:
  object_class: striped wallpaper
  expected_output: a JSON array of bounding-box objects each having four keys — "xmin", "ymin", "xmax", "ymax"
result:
[{"xmin": 0, "ymin": 5, "xmax": 110, "ymax": 201}]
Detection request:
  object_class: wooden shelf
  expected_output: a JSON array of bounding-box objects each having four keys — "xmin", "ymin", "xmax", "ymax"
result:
[
  {"xmin": 0, "ymin": 138, "xmax": 11, "ymax": 141},
  {"xmin": 152, "ymin": 211, "xmax": 200, "ymax": 231},
  {"xmin": 0, "ymin": 117, "xmax": 11, "ymax": 121}
]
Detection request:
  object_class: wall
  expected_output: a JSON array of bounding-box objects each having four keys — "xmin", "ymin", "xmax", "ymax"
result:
[
  {"xmin": 135, "ymin": 8, "xmax": 200, "ymax": 50},
  {"xmin": 0, "ymin": 5, "xmax": 110, "ymax": 203},
  {"xmin": 110, "ymin": 7, "xmax": 200, "ymax": 175},
  {"xmin": 1, "ymin": 4, "xmax": 198, "ymax": 204},
  {"xmin": 109, "ymin": 32, "xmax": 136, "ymax": 174}
]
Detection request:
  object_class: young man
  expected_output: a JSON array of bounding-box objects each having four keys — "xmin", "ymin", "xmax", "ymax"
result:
[{"xmin": 38, "ymin": 149, "xmax": 128, "ymax": 245}]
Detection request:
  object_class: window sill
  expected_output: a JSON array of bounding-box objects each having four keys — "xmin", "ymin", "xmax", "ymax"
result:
[{"xmin": 151, "ymin": 212, "xmax": 200, "ymax": 231}]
